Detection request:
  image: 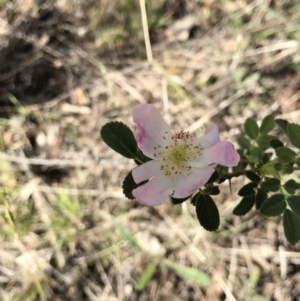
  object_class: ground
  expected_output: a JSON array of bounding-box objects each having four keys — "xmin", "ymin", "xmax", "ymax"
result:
[{"xmin": 0, "ymin": 0, "xmax": 300, "ymax": 300}]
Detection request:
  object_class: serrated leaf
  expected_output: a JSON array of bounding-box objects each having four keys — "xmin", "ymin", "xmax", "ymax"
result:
[
  {"xmin": 283, "ymin": 209, "xmax": 300, "ymax": 245},
  {"xmin": 287, "ymin": 123, "xmax": 300, "ymax": 149},
  {"xmin": 135, "ymin": 259, "xmax": 160, "ymax": 291},
  {"xmin": 260, "ymin": 115, "xmax": 275, "ymax": 135},
  {"xmin": 275, "ymin": 119, "xmax": 288, "ymax": 132},
  {"xmin": 101, "ymin": 121, "xmax": 138, "ymax": 159},
  {"xmin": 283, "ymin": 179, "xmax": 296, "ymax": 195},
  {"xmin": 270, "ymin": 139, "xmax": 284, "ymax": 149},
  {"xmin": 233, "ymin": 195, "xmax": 256, "ymax": 216},
  {"xmin": 260, "ymin": 194, "xmax": 286, "ymax": 216},
  {"xmin": 238, "ymin": 182, "xmax": 257, "ymax": 196},
  {"xmin": 256, "ymin": 135, "xmax": 277, "ymax": 149},
  {"xmin": 122, "ymin": 172, "xmax": 137, "ymax": 200},
  {"xmin": 275, "ymin": 147, "xmax": 296, "ymax": 164},
  {"xmin": 195, "ymin": 194, "xmax": 220, "ymax": 231},
  {"xmin": 237, "ymin": 136, "xmax": 251, "ymax": 149},
  {"xmin": 164, "ymin": 260, "xmax": 211, "ymax": 286},
  {"xmin": 256, "ymin": 188, "xmax": 268, "ymax": 209},
  {"xmin": 261, "ymin": 177, "xmax": 280, "ymax": 192},
  {"xmin": 244, "ymin": 118, "xmax": 259, "ymax": 139},
  {"xmin": 287, "ymin": 196, "xmax": 300, "ymax": 219},
  {"xmin": 245, "ymin": 171, "xmax": 261, "ymax": 182}
]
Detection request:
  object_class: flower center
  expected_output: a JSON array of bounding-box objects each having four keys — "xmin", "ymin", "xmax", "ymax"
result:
[{"xmin": 154, "ymin": 130, "xmax": 202, "ymax": 177}]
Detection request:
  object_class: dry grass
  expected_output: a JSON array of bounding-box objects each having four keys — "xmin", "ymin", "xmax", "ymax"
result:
[{"xmin": 1, "ymin": 0, "xmax": 300, "ymax": 300}]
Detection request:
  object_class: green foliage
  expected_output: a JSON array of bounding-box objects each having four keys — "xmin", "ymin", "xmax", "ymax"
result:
[
  {"xmin": 238, "ymin": 182, "xmax": 257, "ymax": 197},
  {"xmin": 135, "ymin": 259, "xmax": 161, "ymax": 291},
  {"xmin": 283, "ymin": 179, "xmax": 296, "ymax": 195},
  {"xmin": 260, "ymin": 115, "xmax": 275, "ymax": 135},
  {"xmin": 194, "ymin": 193, "xmax": 220, "ymax": 231},
  {"xmin": 164, "ymin": 260, "xmax": 211, "ymax": 286},
  {"xmin": 287, "ymin": 196, "xmax": 300, "ymax": 218},
  {"xmin": 237, "ymin": 136, "xmax": 251, "ymax": 149},
  {"xmin": 287, "ymin": 123, "xmax": 300, "ymax": 149},
  {"xmin": 244, "ymin": 118, "xmax": 259, "ymax": 139},
  {"xmin": 283, "ymin": 209, "xmax": 300, "ymax": 245},
  {"xmin": 245, "ymin": 171, "xmax": 261, "ymax": 182},
  {"xmin": 260, "ymin": 194, "xmax": 286, "ymax": 217},
  {"xmin": 275, "ymin": 147, "xmax": 296, "ymax": 164},
  {"xmin": 101, "ymin": 121, "xmax": 138, "ymax": 159},
  {"xmin": 206, "ymin": 170, "xmax": 220, "ymax": 184},
  {"xmin": 261, "ymin": 177, "xmax": 280, "ymax": 192},
  {"xmin": 233, "ymin": 195, "xmax": 256, "ymax": 216},
  {"xmin": 122, "ymin": 172, "xmax": 137, "ymax": 200},
  {"xmin": 255, "ymin": 188, "xmax": 268, "ymax": 209},
  {"xmin": 256, "ymin": 135, "xmax": 276, "ymax": 149},
  {"xmin": 270, "ymin": 139, "xmax": 284, "ymax": 149},
  {"xmin": 275, "ymin": 119, "xmax": 288, "ymax": 132}
]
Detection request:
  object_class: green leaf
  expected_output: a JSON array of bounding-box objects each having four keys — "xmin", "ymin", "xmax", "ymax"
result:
[
  {"xmin": 287, "ymin": 196, "xmax": 300, "ymax": 219},
  {"xmin": 283, "ymin": 209, "xmax": 300, "ymax": 245},
  {"xmin": 206, "ymin": 170, "xmax": 220, "ymax": 184},
  {"xmin": 260, "ymin": 160, "xmax": 280, "ymax": 178},
  {"xmin": 260, "ymin": 115, "xmax": 275, "ymax": 135},
  {"xmin": 287, "ymin": 123, "xmax": 300, "ymax": 149},
  {"xmin": 275, "ymin": 147, "xmax": 296, "ymax": 164},
  {"xmin": 296, "ymin": 157, "xmax": 300, "ymax": 168},
  {"xmin": 135, "ymin": 259, "xmax": 160, "ymax": 291},
  {"xmin": 233, "ymin": 195, "xmax": 256, "ymax": 216},
  {"xmin": 260, "ymin": 194, "xmax": 286, "ymax": 217},
  {"xmin": 261, "ymin": 177, "xmax": 280, "ymax": 192},
  {"xmin": 245, "ymin": 171, "xmax": 261, "ymax": 182},
  {"xmin": 244, "ymin": 118, "xmax": 259, "ymax": 139},
  {"xmin": 114, "ymin": 223, "xmax": 144, "ymax": 252},
  {"xmin": 283, "ymin": 164, "xmax": 294, "ymax": 174},
  {"xmin": 238, "ymin": 182, "xmax": 257, "ymax": 196},
  {"xmin": 256, "ymin": 135, "xmax": 277, "ymax": 149},
  {"xmin": 195, "ymin": 194, "xmax": 220, "ymax": 231},
  {"xmin": 245, "ymin": 147, "xmax": 261, "ymax": 164},
  {"xmin": 209, "ymin": 186, "xmax": 220, "ymax": 195},
  {"xmin": 275, "ymin": 119, "xmax": 288, "ymax": 132},
  {"xmin": 283, "ymin": 179, "xmax": 296, "ymax": 195},
  {"xmin": 122, "ymin": 172, "xmax": 139, "ymax": 200},
  {"xmin": 270, "ymin": 139, "xmax": 284, "ymax": 149},
  {"xmin": 101, "ymin": 121, "xmax": 138, "ymax": 159},
  {"xmin": 164, "ymin": 260, "xmax": 211, "ymax": 286},
  {"xmin": 274, "ymin": 162, "xmax": 282, "ymax": 171},
  {"xmin": 237, "ymin": 136, "xmax": 251, "ymax": 149},
  {"xmin": 255, "ymin": 188, "xmax": 268, "ymax": 209}
]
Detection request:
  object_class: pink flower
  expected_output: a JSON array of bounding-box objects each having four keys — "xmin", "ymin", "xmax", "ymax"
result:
[{"xmin": 132, "ymin": 104, "xmax": 240, "ymax": 206}]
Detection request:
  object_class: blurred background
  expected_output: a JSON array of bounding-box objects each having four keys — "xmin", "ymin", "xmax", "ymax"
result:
[{"xmin": 0, "ymin": 0, "xmax": 300, "ymax": 300}]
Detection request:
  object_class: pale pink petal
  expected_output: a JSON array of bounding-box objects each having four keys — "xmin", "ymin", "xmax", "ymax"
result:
[
  {"xmin": 132, "ymin": 175, "xmax": 173, "ymax": 206},
  {"xmin": 132, "ymin": 160, "xmax": 162, "ymax": 184},
  {"xmin": 190, "ymin": 141, "xmax": 240, "ymax": 168},
  {"xmin": 172, "ymin": 166, "xmax": 214, "ymax": 199},
  {"xmin": 133, "ymin": 104, "xmax": 171, "ymax": 155},
  {"xmin": 197, "ymin": 124, "xmax": 220, "ymax": 149}
]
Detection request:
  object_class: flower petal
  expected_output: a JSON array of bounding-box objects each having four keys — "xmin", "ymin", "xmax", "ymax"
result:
[
  {"xmin": 190, "ymin": 141, "xmax": 240, "ymax": 168},
  {"xmin": 133, "ymin": 104, "xmax": 172, "ymax": 157},
  {"xmin": 172, "ymin": 166, "xmax": 214, "ymax": 199},
  {"xmin": 132, "ymin": 174, "xmax": 173, "ymax": 206},
  {"xmin": 132, "ymin": 160, "xmax": 162, "ymax": 184},
  {"xmin": 197, "ymin": 124, "xmax": 220, "ymax": 149}
]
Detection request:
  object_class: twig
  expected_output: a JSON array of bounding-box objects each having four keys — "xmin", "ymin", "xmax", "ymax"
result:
[{"xmin": 139, "ymin": 0, "xmax": 153, "ymax": 63}]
